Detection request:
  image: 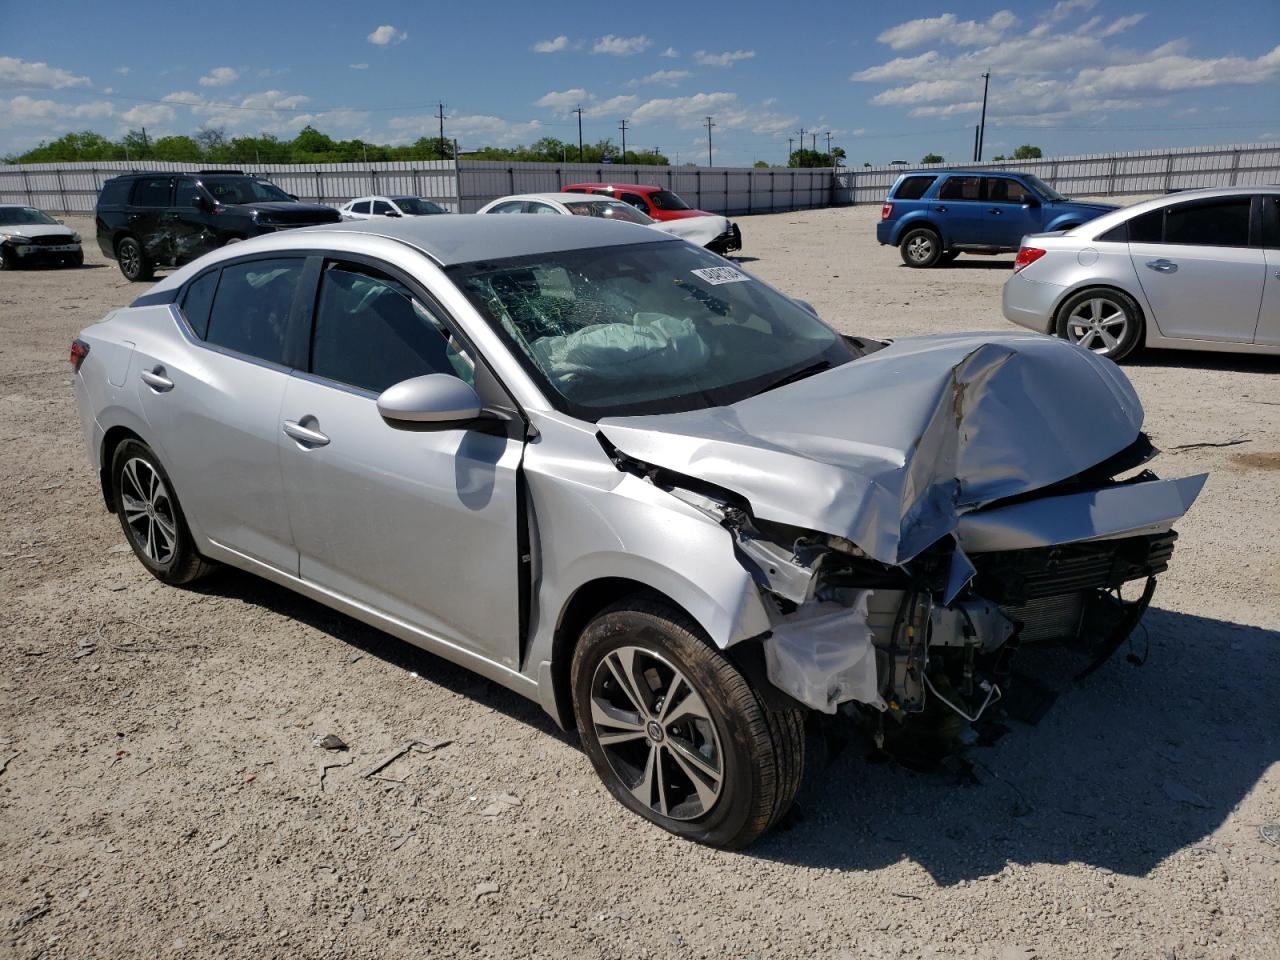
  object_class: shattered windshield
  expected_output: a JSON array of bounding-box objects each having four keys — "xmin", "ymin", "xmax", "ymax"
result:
[
  {"xmin": 563, "ymin": 200, "xmax": 653, "ymax": 224},
  {"xmin": 449, "ymin": 241, "xmax": 857, "ymax": 419}
]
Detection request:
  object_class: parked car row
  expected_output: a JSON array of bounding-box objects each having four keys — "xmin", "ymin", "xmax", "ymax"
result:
[
  {"xmin": 475, "ymin": 192, "xmax": 735, "ymax": 250},
  {"xmin": 878, "ymin": 168, "xmax": 1280, "ymax": 360},
  {"xmin": 0, "ymin": 203, "xmax": 83, "ymax": 268}
]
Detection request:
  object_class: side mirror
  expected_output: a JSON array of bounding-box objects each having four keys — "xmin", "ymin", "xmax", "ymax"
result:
[
  {"xmin": 377, "ymin": 373, "xmax": 482, "ymax": 426},
  {"xmin": 1023, "ymin": 196, "xmax": 1041, "ymax": 208}
]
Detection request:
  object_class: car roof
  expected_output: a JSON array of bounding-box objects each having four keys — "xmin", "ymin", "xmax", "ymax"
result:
[
  {"xmin": 490, "ymin": 192, "xmax": 633, "ymax": 205},
  {"xmin": 563, "ymin": 182, "xmax": 662, "ymax": 193}
]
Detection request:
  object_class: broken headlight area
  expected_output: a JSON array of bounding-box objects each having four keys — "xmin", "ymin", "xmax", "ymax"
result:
[{"xmin": 599, "ymin": 432, "xmax": 1183, "ymax": 747}]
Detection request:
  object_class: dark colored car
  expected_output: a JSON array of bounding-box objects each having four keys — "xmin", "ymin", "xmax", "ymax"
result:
[
  {"xmin": 95, "ymin": 170, "xmax": 342, "ymax": 281},
  {"xmin": 876, "ymin": 170, "xmax": 1117, "ymax": 267},
  {"xmin": 563, "ymin": 182, "xmax": 741, "ymax": 254}
]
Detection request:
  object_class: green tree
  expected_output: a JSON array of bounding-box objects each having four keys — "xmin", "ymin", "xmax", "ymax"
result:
[
  {"xmin": 753, "ymin": 159, "xmax": 769, "ymax": 168},
  {"xmin": 151, "ymin": 135, "xmax": 202, "ymax": 163},
  {"xmin": 921, "ymin": 152, "xmax": 944, "ymax": 164},
  {"xmin": 787, "ymin": 148, "xmax": 836, "ymax": 168},
  {"xmin": 1012, "ymin": 144, "xmax": 1042, "ymax": 159},
  {"xmin": 992, "ymin": 154, "xmax": 1007, "ymax": 161},
  {"xmin": 121, "ymin": 128, "xmax": 153, "ymax": 159}
]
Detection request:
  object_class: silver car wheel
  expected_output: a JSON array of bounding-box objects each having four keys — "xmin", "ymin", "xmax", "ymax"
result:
[
  {"xmin": 589, "ymin": 645, "xmax": 724, "ymax": 821},
  {"xmin": 906, "ymin": 234, "xmax": 934, "ymax": 263},
  {"xmin": 1066, "ymin": 298, "xmax": 1129, "ymax": 354},
  {"xmin": 119, "ymin": 241, "xmax": 140, "ymax": 277},
  {"xmin": 119, "ymin": 457, "xmax": 177, "ymax": 564}
]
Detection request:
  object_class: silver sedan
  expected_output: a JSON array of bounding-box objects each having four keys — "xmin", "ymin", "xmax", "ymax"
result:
[
  {"xmin": 73, "ymin": 215, "xmax": 1203, "ymax": 847},
  {"xmin": 1002, "ymin": 186, "xmax": 1280, "ymax": 361}
]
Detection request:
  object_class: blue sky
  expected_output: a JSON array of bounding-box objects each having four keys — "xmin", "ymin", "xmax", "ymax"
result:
[{"xmin": 2, "ymin": 0, "xmax": 1278, "ymax": 164}]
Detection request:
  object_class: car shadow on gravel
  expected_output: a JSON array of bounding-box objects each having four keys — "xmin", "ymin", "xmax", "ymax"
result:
[
  {"xmin": 746, "ymin": 606, "xmax": 1279, "ymax": 884},
  {"xmin": 1126, "ymin": 350, "xmax": 1280, "ymax": 374},
  {"xmin": 192, "ymin": 567, "xmax": 575, "ymax": 744}
]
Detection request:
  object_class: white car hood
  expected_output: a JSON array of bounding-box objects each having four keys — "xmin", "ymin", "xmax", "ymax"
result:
[
  {"xmin": 1, "ymin": 223, "xmax": 76, "ymax": 239},
  {"xmin": 598, "ymin": 332, "xmax": 1153, "ymax": 566},
  {"xmin": 649, "ymin": 215, "xmax": 729, "ymax": 247}
]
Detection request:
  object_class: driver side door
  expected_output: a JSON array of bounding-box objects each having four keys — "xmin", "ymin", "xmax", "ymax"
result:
[{"xmin": 279, "ymin": 254, "xmax": 527, "ymax": 669}]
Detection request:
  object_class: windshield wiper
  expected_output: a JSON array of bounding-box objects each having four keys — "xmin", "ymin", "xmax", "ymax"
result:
[{"xmin": 753, "ymin": 359, "xmax": 831, "ymax": 397}]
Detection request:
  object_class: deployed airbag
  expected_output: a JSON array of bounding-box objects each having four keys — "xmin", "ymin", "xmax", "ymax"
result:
[
  {"xmin": 763, "ymin": 593, "xmax": 883, "ymax": 713},
  {"xmin": 531, "ymin": 314, "xmax": 708, "ymax": 384}
]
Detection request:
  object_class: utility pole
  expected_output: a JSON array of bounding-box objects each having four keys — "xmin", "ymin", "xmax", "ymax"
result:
[
  {"xmin": 787, "ymin": 137, "xmax": 793, "ymax": 161},
  {"xmin": 811, "ymin": 133, "xmax": 817, "ymax": 152},
  {"xmin": 618, "ymin": 118, "xmax": 629, "ymax": 163},
  {"xmin": 977, "ymin": 72, "xmax": 990, "ymax": 162},
  {"xmin": 796, "ymin": 128, "xmax": 805, "ymax": 155},
  {"xmin": 573, "ymin": 106, "xmax": 584, "ymax": 162},
  {"xmin": 825, "ymin": 131, "xmax": 833, "ymax": 161},
  {"xmin": 704, "ymin": 116, "xmax": 715, "ymax": 166},
  {"xmin": 436, "ymin": 102, "xmax": 446, "ymax": 145},
  {"xmin": 973, "ymin": 125, "xmax": 980, "ymax": 162}
]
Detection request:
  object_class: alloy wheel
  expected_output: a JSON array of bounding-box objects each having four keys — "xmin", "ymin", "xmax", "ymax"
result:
[
  {"xmin": 119, "ymin": 457, "xmax": 177, "ymax": 564},
  {"xmin": 589, "ymin": 645, "xmax": 724, "ymax": 821},
  {"xmin": 906, "ymin": 234, "xmax": 934, "ymax": 263},
  {"xmin": 119, "ymin": 240, "xmax": 141, "ymax": 279},
  {"xmin": 1066, "ymin": 298, "xmax": 1129, "ymax": 354}
]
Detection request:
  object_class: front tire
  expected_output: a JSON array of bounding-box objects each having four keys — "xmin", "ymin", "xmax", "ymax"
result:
[
  {"xmin": 1055, "ymin": 288, "xmax": 1144, "ymax": 361},
  {"xmin": 115, "ymin": 236, "xmax": 154, "ymax": 282},
  {"xmin": 111, "ymin": 439, "xmax": 215, "ymax": 585},
  {"xmin": 899, "ymin": 227, "xmax": 943, "ymax": 268},
  {"xmin": 571, "ymin": 599, "xmax": 805, "ymax": 848}
]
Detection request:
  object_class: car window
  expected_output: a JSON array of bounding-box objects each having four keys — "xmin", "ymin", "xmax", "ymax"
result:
[
  {"xmin": 487, "ymin": 201, "xmax": 526, "ymax": 214},
  {"xmin": 1164, "ymin": 197, "xmax": 1251, "ymax": 247},
  {"xmin": 1264, "ymin": 196, "xmax": 1280, "ymax": 248},
  {"xmin": 352, "ymin": 201, "xmax": 370, "ymax": 214},
  {"xmin": 202, "ymin": 176, "xmax": 292, "ymax": 205},
  {"xmin": 1097, "ymin": 223, "xmax": 1128, "ymax": 243},
  {"xmin": 563, "ymin": 200, "xmax": 652, "ymax": 224},
  {"xmin": 205, "ymin": 258, "xmax": 303, "ymax": 365},
  {"xmin": 891, "ymin": 176, "xmax": 935, "ymax": 200},
  {"xmin": 180, "ymin": 270, "xmax": 219, "ymax": 339},
  {"xmin": 938, "ymin": 176, "xmax": 982, "ymax": 201},
  {"xmin": 98, "ymin": 179, "xmax": 132, "ymax": 206},
  {"xmin": 395, "ymin": 198, "xmax": 445, "ymax": 215},
  {"xmin": 131, "ymin": 177, "xmax": 171, "ymax": 207},
  {"xmin": 527, "ymin": 202, "xmax": 561, "ymax": 215},
  {"xmin": 648, "ymin": 190, "xmax": 691, "ymax": 211},
  {"xmin": 986, "ymin": 178, "xmax": 1034, "ymax": 204},
  {"xmin": 620, "ymin": 193, "xmax": 648, "ymax": 209},
  {"xmin": 0, "ymin": 206, "xmax": 57, "ymax": 225},
  {"xmin": 1128, "ymin": 209, "xmax": 1163, "ymax": 243},
  {"xmin": 174, "ymin": 179, "xmax": 202, "ymax": 208},
  {"xmin": 564, "ymin": 188, "xmax": 588, "ymax": 194},
  {"xmin": 372, "ymin": 200, "xmax": 393, "ymax": 215},
  {"xmin": 310, "ymin": 261, "xmax": 474, "ymax": 393}
]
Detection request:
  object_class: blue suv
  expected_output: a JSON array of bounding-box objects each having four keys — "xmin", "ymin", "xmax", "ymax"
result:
[{"xmin": 876, "ymin": 170, "xmax": 1117, "ymax": 268}]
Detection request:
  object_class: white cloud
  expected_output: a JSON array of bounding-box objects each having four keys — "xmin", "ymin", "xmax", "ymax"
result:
[
  {"xmin": 114, "ymin": 67, "xmax": 131, "ymax": 76},
  {"xmin": 198, "ymin": 66, "xmax": 239, "ymax": 88},
  {"xmin": 631, "ymin": 69, "xmax": 691, "ymax": 87},
  {"xmin": 694, "ymin": 49, "xmax": 755, "ymax": 67},
  {"xmin": 0, "ymin": 57, "xmax": 91, "ymax": 90},
  {"xmin": 0, "ymin": 95, "xmax": 112, "ymax": 127},
  {"xmin": 534, "ymin": 88, "xmax": 588, "ymax": 114},
  {"xmin": 367, "ymin": 24, "xmax": 408, "ymax": 46},
  {"xmin": 876, "ymin": 10, "xmax": 1017, "ymax": 50},
  {"xmin": 660, "ymin": 47, "xmax": 679, "ymax": 58},
  {"xmin": 389, "ymin": 112, "xmax": 542, "ymax": 147},
  {"xmin": 349, "ymin": 63, "xmax": 369, "ymax": 70},
  {"xmin": 533, "ymin": 35, "xmax": 569, "ymax": 53},
  {"xmin": 851, "ymin": 50, "xmax": 942, "ymax": 83},
  {"xmin": 592, "ymin": 35, "xmax": 651, "ymax": 56},
  {"xmin": 629, "ymin": 91, "xmax": 739, "ymax": 126},
  {"xmin": 1097, "ymin": 13, "xmax": 1146, "ymax": 38},
  {"xmin": 582, "ymin": 95, "xmax": 639, "ymax": 119},
  {"xmin": 1073, "ymin": 43, "xmax": 1280, "ymax": 97},
  {"xmin": 120, "ymin": 103, "xmax": 175, "ymax": 127}
]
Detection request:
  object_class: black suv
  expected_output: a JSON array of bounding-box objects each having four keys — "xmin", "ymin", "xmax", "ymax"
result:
[{"xmin": 95, "ymin": 170, "xmax": 342, "ymax": 281}]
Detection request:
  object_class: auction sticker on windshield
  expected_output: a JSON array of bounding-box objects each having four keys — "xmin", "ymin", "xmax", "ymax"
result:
[{"xmin": 691, "ymin": 266, "xmax": 748, "ymax": 285}]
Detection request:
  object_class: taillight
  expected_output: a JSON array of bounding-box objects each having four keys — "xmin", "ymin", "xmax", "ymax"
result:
[
  {"xmin": 881, "ymin": 202, "xmax": 893, "ymax": 220},
  {"xmin": 70, "ymin": 338, "xmax": 89, "ymax": 371},
  {"xmin": 1013, "ymin": 246, "xmax": 1046, "ymax": 273}
]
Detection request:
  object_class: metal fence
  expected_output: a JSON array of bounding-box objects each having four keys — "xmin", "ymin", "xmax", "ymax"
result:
[
  {"xmin": 839, "ymin": 142, "xmax": 1280, "ymax": 204},
  {"xmin": 0, "ymin": 158, "xmax": 834, "ymax": 216},
  {"xmin": 2, "ymin": 142, "xmax": 1276, "ymax": 216}
]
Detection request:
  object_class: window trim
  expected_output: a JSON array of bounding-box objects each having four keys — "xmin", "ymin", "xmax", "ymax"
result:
[
  {"xmin": 1128, "ymin": 194, "xmax": 1260, "ymax": 249},
  {"xmin": 936, "ymin": 175, "xmax": 983, "ymax": 203},
  {"xmin": 983, "ymin": 176, "xmax": 1035, "ymax": 205},
  {"xmin": 890, "ymin": 175, "xmax": 937, "ymax": 201}
]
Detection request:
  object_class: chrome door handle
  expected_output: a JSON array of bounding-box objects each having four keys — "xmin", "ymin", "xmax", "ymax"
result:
[
  {"xmin": 140, "ymin": 368, "xmax": 174, "ymax": 392},
  {"xmin": 936, "ymin": 205, "xmax": 948, "ymax": 213},
  {"xmin": 283, "ymin": 420, "xmax": 330, "ymax": 447},
  {"xmin": 1146, "ymin": 259, "xmax": 1178, "ymax": 273}
]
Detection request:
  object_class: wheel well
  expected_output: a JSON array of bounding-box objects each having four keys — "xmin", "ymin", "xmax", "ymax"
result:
[
  {"xmin": 1054, "ymin": 283, "xmax": 1147, "ymax": 331},
  {"xmin": 547, "ymin": 577, "xmax": 696, "ymax": 730},
  {"xmin": 111, "ymin": 231, "xmax": 136, "ymax": 254},
  {"xmin": 98, "ymin": 425, "xmax": 143, "ymax": 510},
  {"xmin": 897, "ymin": 220, "xmax": 941, "ymax": 245}
]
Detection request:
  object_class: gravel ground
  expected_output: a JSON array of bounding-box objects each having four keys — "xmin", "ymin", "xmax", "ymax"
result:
[{"xmin": 1, "ymin": 207, "xmax": 1277, "ymax": 960}]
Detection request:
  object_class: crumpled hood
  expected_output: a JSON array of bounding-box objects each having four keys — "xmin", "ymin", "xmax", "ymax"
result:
[
  {"xmin": 598, "ymin": 332, "xmax": 1144, "ymax": 566},
  {"xmin": 0, "ymin": 223, "xmax": 76, "ymax": 240},
  {"xmin": 650, "ymin": 215, "xmax": 730, "ymax": 246}
]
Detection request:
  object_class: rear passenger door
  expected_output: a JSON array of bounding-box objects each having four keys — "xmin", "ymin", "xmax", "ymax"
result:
[
  {"xmin": 127, "ymin": 176, "xmax": 173, "ymax": 263},
  {"xmin": 1259, "ymin": 194, "xmax": 1280, "ymax": 346},
  {"xmin": 170, "ymin": 178, "xmax": 217, "ymax": 264},
  {"xmin": 983, "ymin": 177, "xmax": 1041, "ymax": 248},
  {"xmin": 1126, "ymin": 195, "xmax": 1265, "ymax": 343},
  {"xmin": 278, "ymin": 256, "xmax": 525, "ymax": 668},
  {"xmin": 134, "ymin": 255, "xmax": 308, "ymax": 571},
  {"xmin": 931, "ymin": 176, "xmax": 985, "ymax": 247}
]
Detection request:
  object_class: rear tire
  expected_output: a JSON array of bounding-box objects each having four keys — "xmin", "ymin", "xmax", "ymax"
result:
[
  {"xmin": 1055, "ymin": 288, "xmax": 1144, "ymax": 362},
  {"xmin": 572, "ymin": 598, "xmax": 805, "ymax": 849},
  {"xmin": 115, "ymin": 236, "xmax": 154, "ymax": 282},
  {"xmin": 110, "ymin": 439, "xmax": 215, "ymax": 586},
  {"xmin": 899, "ymin": 227, "xmax": 943, "ymax": 268}
]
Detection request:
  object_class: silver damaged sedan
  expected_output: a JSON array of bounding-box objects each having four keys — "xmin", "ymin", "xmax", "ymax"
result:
[{"xmin": 73, "ymin": 215, "xmax": 1206, "ymax": 847}]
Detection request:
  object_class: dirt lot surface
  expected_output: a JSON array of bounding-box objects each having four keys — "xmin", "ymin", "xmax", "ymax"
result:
[{"xmin": 1, "ymin": 207, "xmax": 1277, "ymax": 960}]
